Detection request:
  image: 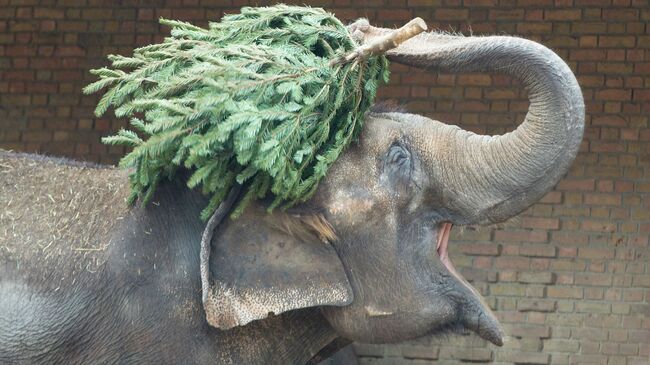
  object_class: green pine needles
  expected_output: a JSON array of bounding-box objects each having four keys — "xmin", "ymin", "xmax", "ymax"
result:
[{"xmin": 85, "ymin": 5, "xmax": 390, "ymax": 220}]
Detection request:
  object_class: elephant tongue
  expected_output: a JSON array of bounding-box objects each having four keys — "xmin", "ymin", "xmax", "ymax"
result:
[{"xmin": 436, "ymin": 223, "xmax": 504, "ymax": 346}]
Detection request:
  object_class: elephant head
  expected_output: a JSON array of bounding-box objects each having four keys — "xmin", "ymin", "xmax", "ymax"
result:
[{"xmin": 205, "ymin": 21, "xmax": 584, "ymax": 348}]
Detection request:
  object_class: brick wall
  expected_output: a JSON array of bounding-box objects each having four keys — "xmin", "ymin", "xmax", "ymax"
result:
[{"xmin": 1, "ymin": 1, "xmax": 649, "ymax": 364}]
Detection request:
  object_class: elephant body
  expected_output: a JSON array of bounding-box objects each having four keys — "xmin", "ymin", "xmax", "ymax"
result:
[
  {"xmin": 0, "ymin": 153, "xmax": 340, "ymax": 364},
  {"xmin": 0, "ymin": 22, "xmax": 584, "ymax": 364}
]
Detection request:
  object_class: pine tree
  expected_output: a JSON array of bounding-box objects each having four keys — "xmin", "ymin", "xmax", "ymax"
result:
[{"xmin": 85, "ymin": 5, "xmax": 423, "ymax": 220}]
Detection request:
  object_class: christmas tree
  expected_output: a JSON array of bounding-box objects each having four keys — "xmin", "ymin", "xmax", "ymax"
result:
[{"xmin": 85, "ymin": 5, "xmax": 425, "ymax": 219}]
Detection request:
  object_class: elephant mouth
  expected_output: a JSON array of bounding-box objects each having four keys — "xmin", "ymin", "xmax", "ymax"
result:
[
  {"xmin": 436, "ymin": 222, "xmax": 454, "ymax": 274},
  {"xmin": 436, "ymin": 222, "xmax": 504, "ymax": 346},
  {"xmin": 436, "ymin": 223, "xmax": 470, "ymax": 289}
]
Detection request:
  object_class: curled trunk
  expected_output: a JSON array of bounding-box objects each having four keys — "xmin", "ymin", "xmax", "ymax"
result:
[{"xmin": 385, "ymin": 34, "xmax": 585, "ymax": 224}]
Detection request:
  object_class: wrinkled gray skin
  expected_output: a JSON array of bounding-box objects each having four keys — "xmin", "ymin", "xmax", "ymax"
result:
[{"xmin": 0, "ymin": 22, "xmax": 583, "ymax": 364}]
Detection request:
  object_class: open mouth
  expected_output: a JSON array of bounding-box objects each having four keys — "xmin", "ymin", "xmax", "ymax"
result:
[
  {"xmin": 436, "ymin": 222, "xmax": 471, "ymax": 289},
  {"xmin": 436, "ymin": 222, "xmax": 455, "ymax": 275},
  {"xmin": 435, "ymin": 222, "xmax": 504, "ymax": 346}
]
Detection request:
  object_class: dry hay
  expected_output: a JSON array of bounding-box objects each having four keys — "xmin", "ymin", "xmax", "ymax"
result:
[
  {"xmin": 0, "ymin": 150, "xmax": 131, "ymax": 279},
  {"xmin": 266, "ymin": 212, "xmax": 337, "ymax": 244}
]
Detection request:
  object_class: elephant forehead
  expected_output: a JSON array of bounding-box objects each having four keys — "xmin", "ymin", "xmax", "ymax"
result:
[
  {"xmin": 361, "ymin": 116, "xmax": 403, "ymax": 150},
  {"xmin": 372, "ymin": 112, "xmax": 464, "ymax": 168},
  {"xmin": 320, "ymin": 116, "xmax": 400, "ymax": 187}
]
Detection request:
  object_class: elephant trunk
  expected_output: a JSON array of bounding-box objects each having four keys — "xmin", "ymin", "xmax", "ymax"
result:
[{"xmin": 385, "ymin": 34, "xmax": 585, "ymax": 224}]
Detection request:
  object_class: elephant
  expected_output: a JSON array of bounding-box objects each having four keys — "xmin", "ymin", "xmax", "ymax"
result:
[{"xmin": 0, "ymin": 19, "xmax": 584, "ymax": 364}]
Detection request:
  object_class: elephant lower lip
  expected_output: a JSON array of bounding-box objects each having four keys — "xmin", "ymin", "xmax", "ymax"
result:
[{"xmin": 435, "ymin": 222, "xmax": 504, "ymax": 346}]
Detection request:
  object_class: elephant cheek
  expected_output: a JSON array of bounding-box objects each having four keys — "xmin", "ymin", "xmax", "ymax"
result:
[
  {"xmin": 320, "ymin": 304, "xmax": 390, "ymax": 343},
  {"xmin": 326, "ymin": 192, "xmax": 376, "ymax": 227}
]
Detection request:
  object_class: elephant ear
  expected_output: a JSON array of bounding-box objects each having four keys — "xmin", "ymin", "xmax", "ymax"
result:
[{"xmin": 203, "ymin": 206, "xmax": 353, "ymax": 330}]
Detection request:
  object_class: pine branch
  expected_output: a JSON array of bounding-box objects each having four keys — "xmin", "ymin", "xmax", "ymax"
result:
[{"xmin": 86, "ymin": 5, "xmax": 395, "ymax": 219}]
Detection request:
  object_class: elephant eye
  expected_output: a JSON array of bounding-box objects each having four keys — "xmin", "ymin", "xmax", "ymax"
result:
[
  {"xmin": 388, "ymin": 146, "xmax": 409, "ymax": 165},
  {"xmin": 383, "ymin": 143, "xmax": 413, "ymax": 189}
]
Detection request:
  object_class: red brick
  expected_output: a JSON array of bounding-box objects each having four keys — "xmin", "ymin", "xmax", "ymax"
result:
[
  {"xmin": 519, "ymin": 244, "xmax": 556, "ymax": 258},
  {"xmin": 596, "ymin": 89, "xmax": 631, "ymax": 101},
  {"xmin": 495, "ymin": 257, "xmax": 530, "ymax": 270},
  {"xmin": 575, "ymin": 273, "xmax": 613, "ymax": 286},
  {"xmin": 518, "ymin": 299, "xmax": 556, "ymax": 312},
  {"xmin": 518, "ymin": 271, "xmax": 556, "ymax": 284},
  {"xmin": 540, "ymin": 191, "xmax": 562, "ymax": 204},
  {"xmin": 54, "ymin": 46, "xmax": 85, "ymax": 57},
  {"xmin": 521, "ymin": 217, "xmax": 560, "ymax": 230},
  {"xmin": 434, "ymin": 9, "xmax": 469, "ymax": 20},
  {"xmin": 453, "ymin": 74, "xmax": 490, "ymax": 86},
  {"xmin": 21, "ymin": 130, "xmax": 51, "ymax": 142},
  {"xmin": 556, "ymin": 179, "xmax": 595, "ymax": 191},
  {"xmin": 489, "ymin": 9, "xmax": 524, "ymax": 20},
  {"xmin": 570, "ymin": 49, "xmax": 606, "ymax": 61},
  {"xmin": 457, "ymin": 243, "xmax": 501, "ymax": 256},
  {"xmin": 376, "ymin": 9, "xmax": 412, "ymax": 21},
  {"xmin": 596, "ymin": 180, "xmax": 614, "ymax": 192},
  {"xmin": 517, "ymin": 22, "xmax": 552, "ymax": 34},
  {"xmin": 473, "ymin": 257, "xmax": 493, "ymax": 269},
  {"xmin": 34, "ymin": 8, "xmax": 65, "ymax": 19},
  {"xmin": 495, "ymin": 230, "xmax": 548, "ymax": 243},
  {"xmin": 440, "ymin": 347, "xmax": 493, "ymax": 361},
  {"xmin": 548, "ymin": 286, "xmax": 583, "ymax": 299},
  {"xmin": 506, "ymin": 324, "xmax": 552, "ymax": 338},
  {"xmin": 599, "ymin": 36, "xmax": 636, "ymax": 48},
  {"xmin": 82, "ymin": 8, "xmax": 113, "ymax": 19},
  {"xmin": 545, "ymin": 9, "xmax": 582, "ymax": 20},
  {"xmin": 6, "ymin": 45, "xmax": 37, "ymax": 57},
  {"xmin": 16, "ymin": 7, "xmax": 32, "ymax": 18},
  {"xmin": 578, "ymin": 247, "xmax": 616, "ymax": 259},
  {"xmin": 584, "ymin": 193, "xmax": 621, "ymax": 205},
  {"xmin": 603, "ymin": 9, "xmax": 639, "ymax": 20},
  {"xmin": 137, "ymin": 8, "xmax": 154, "ymax": 20},
  {"xmin": 544, "ymin": 339, "xmax": 580, "ymax": 352}
]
